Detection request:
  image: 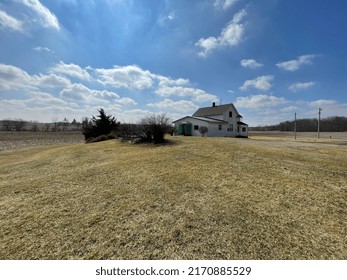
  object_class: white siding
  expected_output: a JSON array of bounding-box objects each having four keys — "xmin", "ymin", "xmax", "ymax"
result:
[{"xmin": 173, "ymin": 104, "xmax": 248, "ymax": 137}]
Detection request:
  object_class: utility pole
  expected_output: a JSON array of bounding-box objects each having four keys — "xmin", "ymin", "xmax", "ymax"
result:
[
  {"xmin": 318, "ymin": 108, "xmax": 322, "ymax": 139},
  {"xmin": 294, "ymin": 112, "xmax": 297, "ymax": 140}
]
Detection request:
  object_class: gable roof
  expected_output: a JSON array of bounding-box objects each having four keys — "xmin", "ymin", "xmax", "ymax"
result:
[{"xmin": 192, "ymin": 103, "xmax": 242, "ymax": 118}]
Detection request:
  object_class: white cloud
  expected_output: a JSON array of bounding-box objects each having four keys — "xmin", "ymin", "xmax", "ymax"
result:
[
  {"xmin": 96, "ymin": 65, "xmax": 153, "ymax": 89},
  {"xmin": 26, "ymin": 91, "xmax": 68, "ymax": 107},
  {"xmin": 0, "ymin": 10, "xmax": 23, "ymax": 32},
  {"xmin": 33, "ymin": 46, "xmax": 54, "ymax": 53},
  {"xmin": 309, "ymin": 99, "xmax": 337, "ymax": 108},
  {"xmin": 276, "ymin": 54, "xmax": 316, "ymax": 71},
  {"xmin": 240, "ymin": 59, "xmax": 263, "ymax": 69},
  {"xmin": 117, "ymin": 97, "xmax": 137, "ymax": 106},
  {"xmin": 157, "ymin": 76, "xmax": 189, "ymax": 87},
  {"xmin": 51, "ymin": 61, "xmax": 92, "ymax": 81},
  {"xmin": 196, "ymin": 9, "xmax": 247, "ymax": 57},
  {"xmin": 21, "ymin": 0, "xmax": 60, "ymax": 31},
  {"xmin": 0, "ymin": 63, "xmax": 72, "ymax": 90},
  {"xmin": 280, "ymin": 106, "xmax": 298, "ymax": 113},
  {"xmin": 59, "ymin": 83, "xmax": 137, "ymax": 107},
  {"xmin": 240, "ymin": 75, "xmax": 274, "ymax": 91},
  {"xmin": 155, "ymin": 86, "xmax": 217, "ymax": 103},
  {"xmin": 147, "ymin": 99, "xmax": 198, "ymax": 112},
  {"xmin": 0, "ymin": 64, "xmax": 33, "ymax": 90},
  {"xmin": 214, "ymin": 0, "xmax": 239, "ymax": 10},
  {"xmin": 235, "ymin": 94, "xmax": 287, "ymax": 109},
  {"xmin": 34, "ymin": 74, "xmax": 71, "ymax": 88},
  {"xmin": 159, "ymin": 11, "xmax": 175, "ymax": 25},
  {"xmin": 289, "ymin": 82, "xmax": 315, "ymax": 92},
  {"xmin": 95, "ymin": 64, "xmax": 191, "ymax": 91},
  {"xmin": 60, "ymin": 83, "xmax": 121, "ymax": 104}
]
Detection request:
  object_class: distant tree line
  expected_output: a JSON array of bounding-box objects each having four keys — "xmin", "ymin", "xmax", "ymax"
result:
[
  {"xmin": 0, "ymin": 118, "xmax": 82, "ymax": 132},
  {"xmin": 250, "ymin": 116, "xmax": 347, "ymax": 132}
]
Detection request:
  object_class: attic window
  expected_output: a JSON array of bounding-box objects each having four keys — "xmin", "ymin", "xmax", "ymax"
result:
[{"xmin": 229, "ymin": 111, "xmax": 232, "ymax": 117}]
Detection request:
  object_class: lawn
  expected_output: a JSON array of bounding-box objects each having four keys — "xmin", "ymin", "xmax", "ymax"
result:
[{"xmin": 0, "ymin": 134, "xmax": 346, "ymax": 259}]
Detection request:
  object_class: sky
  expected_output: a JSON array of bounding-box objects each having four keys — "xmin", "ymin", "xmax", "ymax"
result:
[{"xmin": 0, "ymin": 0, "xmax": 347, "ymax": 126}]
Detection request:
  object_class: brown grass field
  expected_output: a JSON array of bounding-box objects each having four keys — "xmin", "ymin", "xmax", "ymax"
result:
[{"xmin": 0, "ymin": 132, "xmax": 346, "ymax": 259}]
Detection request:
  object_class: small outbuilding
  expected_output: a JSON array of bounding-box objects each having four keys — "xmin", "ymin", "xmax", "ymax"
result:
[{"xmin": 172, "ymin": 102, "xmax": 248, "ymax": 137}]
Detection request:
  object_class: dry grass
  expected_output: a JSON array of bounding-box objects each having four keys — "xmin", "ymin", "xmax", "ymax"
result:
[{"xmin": 0, "ymin": 134, "xmax": 346, "ymax": 259}]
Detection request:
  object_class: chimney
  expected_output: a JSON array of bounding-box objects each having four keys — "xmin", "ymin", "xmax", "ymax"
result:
[{"xmin": 212, "ymin": 102, "xmax": 216, "ymax": 107}]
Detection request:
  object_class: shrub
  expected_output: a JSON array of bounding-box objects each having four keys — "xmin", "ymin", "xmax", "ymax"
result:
[
  {"xmin": 199, "ymin": 126, "xmax": 208, "ymax": 136},
  {"xmin": 86, "ymin": 134, "xmax": 116, "ymax": 143},
  {"xmin": 138, "ymin": 114, "xmax": 171, "ymax": 144}
]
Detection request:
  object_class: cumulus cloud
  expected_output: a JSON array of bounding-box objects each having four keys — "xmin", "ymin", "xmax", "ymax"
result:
[
  {"xmin": 196, "ymin": 9, "xmax": 247, "ymax": 57},
  {"xmin": 147, "ymin": 99, "xmax": 198, "ymax": 112},
  {"xmin": 276, "ymin": 54, "xmax": 316, "ymax": 71},
  {"xmin": 21, "ymin": 0, "xmax": 60, "ymax": 31},
  {"xmin": 240, "ymin": 59, "xmax": 263, "ymax": 69},
  {"xmin": 26, "ymin": 91, "xmax": 68, "ymax": 107},
  {"xmin": 96, "ymin": 65, "xmax": 154, "ymax": 89},
  {"xmin": 34, "ymin": 74, "xmax": 71, "ymax": 88},
  {"xmin": 0, "ymin": 63, "xmax": 71, "ymax": 90},
  {"xmin": 214, "ymin": 0, "xmax": 239, "ymax": 10},
  {"xmin": 235, "ymin": 94, "xmax": 287, "ymax": 109},
  {"xmin": 0, "ymin": 10, "xmax": 23, "ymax": 32},
  {"xmin": 51, "ymin": 61, "xmax": 92, "ymax": 81},
  {"xmin": 240, "ymin": 75, "xmax": 274, "ymax": 91},
  {"xmin": 60, "ymin": 83, "xmax": 137, "ymax": 107},
  {"xmin": 60, "ymin": 83, "xmax": 121, "ymax": 104},
  {"xmin": 155, "ymin": 86, "xmax": 217, "ymax": 103},
  {"xmin": 0, "ymin": 64, "xmax": 33, "ymax": 90},
  {"xmin": 289, "ymin": 82, "xmax": 315, "ymax": 92},
  {"xmin": 309, "ymin": 99, "xmax": 337, "ymax": 108}
]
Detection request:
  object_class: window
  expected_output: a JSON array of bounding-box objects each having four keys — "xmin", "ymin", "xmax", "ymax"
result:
[
  {"xmin": 229, "ymin": 111, "xmax": 233, "ymax": 118},
  {"xmin": 242, "ymin": 127, "xmax": 247, "ymax": 132},
  {"xmin": 227, "ymin": 124, "xmax": 234, "ymax": 131},
  {"xmin": 218, "ymin": 124, "xmax": 222, "ymax": 130},
  {"xmin": 194, "ymin": 125, "xmax": 199, "ymax": 130}
]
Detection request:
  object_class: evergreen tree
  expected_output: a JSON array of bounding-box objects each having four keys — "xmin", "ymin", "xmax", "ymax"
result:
[{"xmin": 82, "ymin": 109, "xmax": 119, "ymax": 140}]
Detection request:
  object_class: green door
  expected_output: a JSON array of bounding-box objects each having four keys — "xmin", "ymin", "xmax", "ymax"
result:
[
  {"xmin": 178, "ymin": 123, "xmax": 184, "ymax": 135},
  {"xmin": 184, "ymin": 123, "xmax": 192, "ymax": 136},
  {"xmin": 178, "ymin": 123, "xmax": 192, "ymax": 136}
]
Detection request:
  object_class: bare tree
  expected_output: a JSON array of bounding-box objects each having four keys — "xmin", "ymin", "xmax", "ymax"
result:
[
  {"xmin": 14, "ymin": 119, "xmax": 27, "ymax": 131},
  {"xmin": 3, "ymin": 120, "xmax": 15, "ymax": 131},
  {"xmin": 52, "ymin": 117, "xmax": 58, "ymax": 132},
  {"xmin": 139, "ymin": 113, "xmax": 171, "ymax": 144},
  {"xmin": 31, "ymin": 121, "xmax": 39, "ymax": 132},
  {"xmin": 61, "ymin": 117, "xmax": 69, "ymax": 131}
]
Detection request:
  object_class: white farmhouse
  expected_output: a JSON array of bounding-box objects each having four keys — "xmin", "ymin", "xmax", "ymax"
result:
[{"xmin": 172, "ymin": 102, "xmax": 248, "ymax": 137}]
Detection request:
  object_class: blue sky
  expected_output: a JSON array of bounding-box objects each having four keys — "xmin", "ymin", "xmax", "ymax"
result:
[{"xmin": 1, "ymin": 0, "xmax": 346, "ymax": 126}]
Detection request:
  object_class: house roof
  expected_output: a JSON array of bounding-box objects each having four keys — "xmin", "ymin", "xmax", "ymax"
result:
[
  {"xmin": 172, "ymin": 116, "xmax": 227, "ymax": 124},
  {"xmin": 192, "ymin": 103, "xmax": 242, "ymax": 118},
  {"xmin": 237, "ymin": 121, "xmax": 248, "ymax": 126}
]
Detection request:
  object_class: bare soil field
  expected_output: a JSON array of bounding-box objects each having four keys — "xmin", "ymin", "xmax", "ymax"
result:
[
  {"xmin": 0, "ymin": 131, "xmax": 84, "ymax": 151},
  {"xmin": 0, "ymin": 135, "xmax": 346, "ymax": 259}
]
